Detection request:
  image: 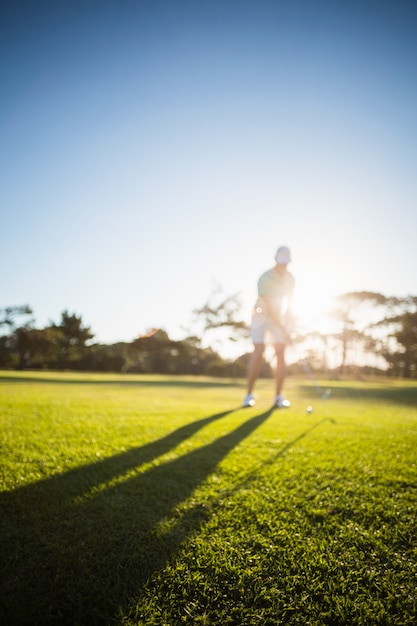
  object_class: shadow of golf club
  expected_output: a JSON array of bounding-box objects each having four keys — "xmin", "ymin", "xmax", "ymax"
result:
[{"xmin": 227, "ymin": 417, "xmax": 337, "ymax": 497}]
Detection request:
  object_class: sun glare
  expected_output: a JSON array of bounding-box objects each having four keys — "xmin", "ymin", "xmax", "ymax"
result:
[{"xmin": 292, "ymin": 271, "xmax": 339, "ymax": 336}]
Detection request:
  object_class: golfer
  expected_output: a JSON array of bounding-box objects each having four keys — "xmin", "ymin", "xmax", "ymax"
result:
[{"xmin": 243, "ymin": 245, "xmax": 295, "ymax": 408}]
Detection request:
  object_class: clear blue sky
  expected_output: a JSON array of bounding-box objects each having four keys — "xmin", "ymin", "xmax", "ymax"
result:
[{"xmin": 1, "ymin": 0, "xmax": 416, "ymax": 349}]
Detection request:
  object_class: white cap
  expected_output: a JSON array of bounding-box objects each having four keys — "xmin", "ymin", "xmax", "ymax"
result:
[{"xmin": 275, "ymin": 246, "xmax": 291, "ymax": 265}]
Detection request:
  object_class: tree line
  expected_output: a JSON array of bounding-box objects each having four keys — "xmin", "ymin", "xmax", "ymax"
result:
[{"xmin": 0, "ymin": 291, "xmax": 416, "ymax": 378}]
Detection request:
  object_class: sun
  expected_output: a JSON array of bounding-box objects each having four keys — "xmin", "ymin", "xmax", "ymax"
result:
[{"xmin": 292, "ymin": 270, "xmax": 339, "ymax": 336}]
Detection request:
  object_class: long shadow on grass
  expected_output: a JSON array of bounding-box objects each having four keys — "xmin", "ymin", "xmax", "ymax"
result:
[
  {"xmin": 0, "ymin": 408, "xmax": 274, "ymax": 625},
  {"xmin": 5, "ymin": 409, "xmax": 237, "ymax": 509}
]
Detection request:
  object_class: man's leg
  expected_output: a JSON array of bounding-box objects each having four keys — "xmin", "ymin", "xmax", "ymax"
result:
[
  {"xmin": 274, "ymin": 343, "xmax": 286, "ymax": 396},
  {"xmin": 246, "ymin": 343, "xmax": 265, "ymax": 395}
]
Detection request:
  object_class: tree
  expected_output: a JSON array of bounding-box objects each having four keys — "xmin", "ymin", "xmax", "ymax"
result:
[
  {"xmin": 330, "ymin": 292, "xmax": 388, "ymax": 375},
  {"xmin": 0, "ymin": 335, "xmax": 17, "ymax": 368},
  {"xmin": 376, "ymin": 296, "xmax": 417, "ymax": 378},
  {"xmin": 130, "ymin": 329, "xmax": 221, "ymax": 375},
  {"xmin": 192, "ymin": 285, "xmax": 249, "ymax": 353},
  {"xmin": 0, "ymin": 305, "xmax": 34, "ymax": 368},
  {"xmin": 12, "ymin": 326, "xmax": 62, "ymax": 369},
  {"xmin": 0, "ymin": 305, "xmax": 33, "ymax": 330},
  {"xmin": 51, "ymin": 311, "xmax": 94, "ymax": 368}
]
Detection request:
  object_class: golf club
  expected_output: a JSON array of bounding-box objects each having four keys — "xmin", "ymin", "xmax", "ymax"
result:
[
  {"xmin": 299, "ymin": 358, "xmax": 331, "ymax": 399},
  {"xmin": 276, "ymin": 320, "xmax": 331, "ymax": 399}
]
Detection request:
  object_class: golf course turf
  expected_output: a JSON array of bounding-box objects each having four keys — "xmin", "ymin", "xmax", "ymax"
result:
[{"xmin": 0, "ymin": 371, "xmax": 416, "ymax": 625}]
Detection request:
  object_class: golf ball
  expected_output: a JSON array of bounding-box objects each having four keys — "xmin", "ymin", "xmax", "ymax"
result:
[{"xmin": 306, "ymin": 406, "xmax": 313, "ymax": 414}]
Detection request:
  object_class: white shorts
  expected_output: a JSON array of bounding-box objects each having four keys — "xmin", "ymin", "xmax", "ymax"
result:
[{"xmin": 250, "ymin": 311, "xmax": 288, "ymax": 345}]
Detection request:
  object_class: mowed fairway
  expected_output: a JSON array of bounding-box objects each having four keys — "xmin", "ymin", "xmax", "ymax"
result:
[{"xmin": 0, "ymin": 371, "xmax": 416, "ymax": 625}]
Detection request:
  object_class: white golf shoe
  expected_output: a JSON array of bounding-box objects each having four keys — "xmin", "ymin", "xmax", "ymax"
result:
[
  {"xmin": 243, "ymin": 393, "xmax": 255, "ymax": 407},
  {"xmin": 275, "ymin": 394, "xmax": 291, "ymax": 408}
]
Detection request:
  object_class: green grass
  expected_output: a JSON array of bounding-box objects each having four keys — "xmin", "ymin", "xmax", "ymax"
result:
[{"xmin": 0, "ymin": 371, "xmax": 416, "ymax": 625}]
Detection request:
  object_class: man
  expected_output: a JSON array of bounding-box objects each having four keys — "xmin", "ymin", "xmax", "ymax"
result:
[{"xmin": 243, "ymin": 245, "xmax": 295, "ymax": 408}]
